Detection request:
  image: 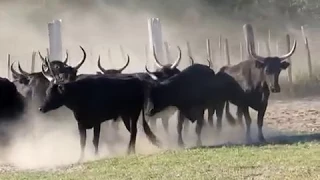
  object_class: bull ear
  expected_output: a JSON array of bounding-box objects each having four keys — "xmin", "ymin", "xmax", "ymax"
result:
[
  {"xmin": 255, "ymin": 60, "xmax": 265, "ymax": 69},
  {"xmin": 57, "ymin": 84, "xmax": 66, "ymax": 94},
  {"xmin": 280, "ymin": 61, "xmax": 290, "ymax": 69}
]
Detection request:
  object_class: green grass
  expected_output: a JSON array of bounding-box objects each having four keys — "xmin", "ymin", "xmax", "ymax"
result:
[{"xmin": 1, "ymin": 142, "xmax": 319, "ymax": 180}]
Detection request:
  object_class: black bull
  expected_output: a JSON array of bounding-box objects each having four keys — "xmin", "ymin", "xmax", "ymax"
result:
[
  {"xmin": 0, "ymin": 77, "xmax": 26, "ymax": 146},
  {"xmin": 97, "ymin": 46, "xmax": 183, "ymax": 133},
  {"xmin": 38, "ymin": 74, "xmax": 162, "ymax": 162},
  {"xmin": 145, "ymin": 64, "xmax": 247, "ymax": 147}
]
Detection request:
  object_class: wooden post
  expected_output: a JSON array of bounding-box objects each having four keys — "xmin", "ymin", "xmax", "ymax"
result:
[
  {"xmin": 206, "ymin": 39, "xmax": 213, "ymax": 67},
  {"xmin": 240, "ymin": 42, "xmax": 243, "ymax": 61},
  {"xmin": 218, "ymin": 35, "xmax": 222, "ymax": 59},
  {"xmin": 148, "ymin": 18, "xmax": 165, "ymax": 70},
  {"xmin": 7, "ymin": 54, "xmax": 11, "ymax": 80},
  {"xmin": 31, "ymin": 51, "xmax": 36, "ymax": 73},
  {"xmin": 224, "ymin": 38, "xmax": 231, "ymax": 65},
  {"xmin": 186, "ymin": 41, "xmax": 193, "ymax": 65},
  {"xmin": 276, "ymin": 40, "xmax": 280, "ymax": 56},
  {"xmin": 164, "ymin": 41, "xmax": 171, "ymax": 64},
  {"xmin": 48, "ymin": 19, "xmax": 63, "ymax": 61},
  {"xmin": 267, "ymin": 29, "xmax": 271, "ymax": 55},
  {"xmin": 301, "ymin": 26, "xmax": 313, "ymax": 79}
]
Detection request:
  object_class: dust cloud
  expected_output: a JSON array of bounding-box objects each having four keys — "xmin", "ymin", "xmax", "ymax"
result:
[{"xmin": 0, "ymin": 0, "xmax": 317, "ymax": 170}]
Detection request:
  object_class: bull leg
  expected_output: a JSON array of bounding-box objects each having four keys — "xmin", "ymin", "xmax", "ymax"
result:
[
  {"xmin": 127, "ymin": 116, "xmax": 138, "ymax": 154},
  {"xmin": 216, "ymin": 103, "xmax": 224, "ymax": 134},
  {"xmin": 183, "ymin": 117, "xmax": 190, "ymax": 133},
  {"xmin": 207, "ymin": 108, "xmax": 215, "ymax": 127},
  {"xmin": 242, "ymin": 106, "xmax": 252, "ymax": 143},
  {"xmin": 122, "ymin": 116, "xmax": 131, "ymax": 133},
  {"xmin": 161, "ymin": 117, "xmax": 169, "ymax": 134},
  {"xmin": 195, "ymin": 110, "xmax": 205, "ymax": 147},
  {"xmin": 177, "ymin": 111, "xmax": 185, "ymax": 147},
  {"xmin": 149, "ymin": 118, "xmax": 157, "ymax": 132},
  {"xmin": 257, "ymin": 104, "xmax": 267, "ymax": 142},
  {"xmin": 112, "ymin": 119, "xmax": 120, "ymax": 131},
  {"xmin": 142, "ymin": 108, "xmax": 161, "ymax": 148},
  {"xmin": 77, "ymin": 123, "xmax": 87, "ymax": 163},
  {"xmin": 236, "ymin": 107, "xmax": 244, "ymax": 128},
  {"xmin": 93, "ymin": 123, "xmax": 101, "ymax": 156}
]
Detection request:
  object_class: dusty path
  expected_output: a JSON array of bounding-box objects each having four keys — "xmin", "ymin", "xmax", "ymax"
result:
[{"xmin": 0, "ymin": 97, "xmax": 319, "ymax": 171}]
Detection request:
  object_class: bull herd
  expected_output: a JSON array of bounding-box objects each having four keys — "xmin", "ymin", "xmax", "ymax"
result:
[{"xmin": 0, "ymin": 24, "xmax": 297, "ymax": 162}]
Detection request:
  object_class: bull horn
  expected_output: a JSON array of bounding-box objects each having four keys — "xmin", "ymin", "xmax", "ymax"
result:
[
  {"xmin": 152, "ymin": 45, "xmax": 164, "ymax": 68},
  {"xmin": 41, "ymin": 64, "xmax": 54, "ymax": 82},
  {"xmin": 243, "ymin": 24, "xmax": 264, "ymax": 61},
  {"xmin": 170, "ymin": 46, "xmax": 182, "ymax": 69},
  {"xmin": 189, "ymin": 56, "xmax": 195, "ymax": 65},
  {"xmin": 207, "ymin": 58, "xmax": 212, "ymax": 68},
  {"xmin": 117, "ymin": 55, "xmax": 130, "ymax": 72},
  {"xmin": 10, "ymin": 61, "xmax": 22, "ymax": 77},
  {"xmin": 18, "ymin": 62, "xmax": 31, "ymax": 76},
  {"xmin": 43, "ymin": 57, "xmax": 57, "ymax": 82},
  {"xmin": 279, "ymin": 40, "xmax": 297, "ymax": 61},
  {"xmin": 97, "ymin": 56, "xmax": 108, "ymax": 73},
  {"xmin": 145, "ymin": 65, "xmax": 158, "ymax": 81},
  {"xmin": 63, "ymin": 50, "xmax": 69, "ymax": 64},
  {"xmin": 38, "ymin": 51, "xmax": 47, "ymax": 65},
  {"xmin": 73, "ymin": 46, "xmax": 87, "ymax": 70}
]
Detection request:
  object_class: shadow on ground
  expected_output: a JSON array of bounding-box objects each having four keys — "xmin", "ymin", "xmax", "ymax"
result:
[{"xmin": 192, "ymin": 132, "xmax": 320, "ymax": 149}]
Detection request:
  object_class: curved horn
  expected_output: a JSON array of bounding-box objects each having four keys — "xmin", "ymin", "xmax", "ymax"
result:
[
  {"xmin": 18, "ymin": 62, "xmax": 31, "ymax": 76},
  {"xmin": 145, "ymin": 64, "xmax": 152, "ymax": 74},
  {"xmin": 38, "ymin": 51, "xmax": 47, "ymax": 64},
  {"xmin": 279, "ymin": 40, "xmax": 297, "ymax": 61},
  {"xmin": 189, "ymin": 56, "xmax": 194, "ymax": 65},
  {"xmin": 97, "ymin": 56, "xmax": 108, "ymax": 73},
  {"xmin": 73, "ymin": 46, "xmax": 87, "ymax": 70},
  {"xmin": 170, "ymin": 46, "xmax": 182, "ymax": 69},
  {"xmin": 117, "ymin": 55, "xmax": 130, "ymax": 72},
  {"xmin": 41, "ymin": 64, "xmax": 53, "ymax": 82},
  {"xmin": 152, "ymin": 45, "xmax": 164, "ymax": 68},
  {"xmin": 10, "ymin": 61, "xmax": 22, "ymax": 77},
  {"xmin": 63, "ymin": 50, "xmax": 69, "ymax": 64},
  {"xmin": 145, "ymin": 65, "xmax": 158, "ymax": 81},
  {"xmin": 207, "ymin": 58, "xmax": 212, "ymax": 68}
]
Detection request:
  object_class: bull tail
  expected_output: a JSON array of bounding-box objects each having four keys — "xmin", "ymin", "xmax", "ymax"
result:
[
  {"xmin": 141, "ymin": 107, "xmax": 161, "ymax": 148},
  {"xmin": 225, "ymin": 101, "xmax": 237, "ymax": 126}
]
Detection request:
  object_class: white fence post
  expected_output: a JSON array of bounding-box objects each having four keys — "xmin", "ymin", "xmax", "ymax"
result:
[
  {"xmin": 148, "ymin": 18, "xmax": 165, "ymax": 70},
  {"xmin": 48, "ymin": 19, "xmax": 63, "ymax": 61}
]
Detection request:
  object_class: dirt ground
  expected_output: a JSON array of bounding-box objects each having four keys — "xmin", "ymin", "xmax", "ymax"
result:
[
  {"xmin": 266, "ymin": 97, "xmax": 320, "ymax": 133},
  {"xmin": 0, "ymin": 97, "xmax": 319, "ymax": 171}
]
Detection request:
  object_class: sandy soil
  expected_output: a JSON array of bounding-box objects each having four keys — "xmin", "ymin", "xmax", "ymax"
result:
[{"xmin": 0, "ymin": 97, "xmax": 319, "ymax": 172}]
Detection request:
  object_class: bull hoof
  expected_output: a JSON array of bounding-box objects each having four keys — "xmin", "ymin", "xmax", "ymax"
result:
[
  {"xmin": 178, "ymin": 139, "xmax": 185, "ymax": 148},
  {"xmin": 259, "ymin": 136, "xmax": 266, "ymax": 143},
  {"xmin": 196, "ymin": 140, "xmax": 202, "ymax": 147},
  {"xmin": 77, "ymin": 158, "xmax": 84, "ymax": 164},
  {"xmin": 246, "ymin": 136, "xmax": 253, "ymax": 144}
]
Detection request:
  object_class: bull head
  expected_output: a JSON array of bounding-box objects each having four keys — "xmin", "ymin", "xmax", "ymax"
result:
[{"xmin": 39, "ymin": 46, "xmax": 86, "ymax": 71}]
